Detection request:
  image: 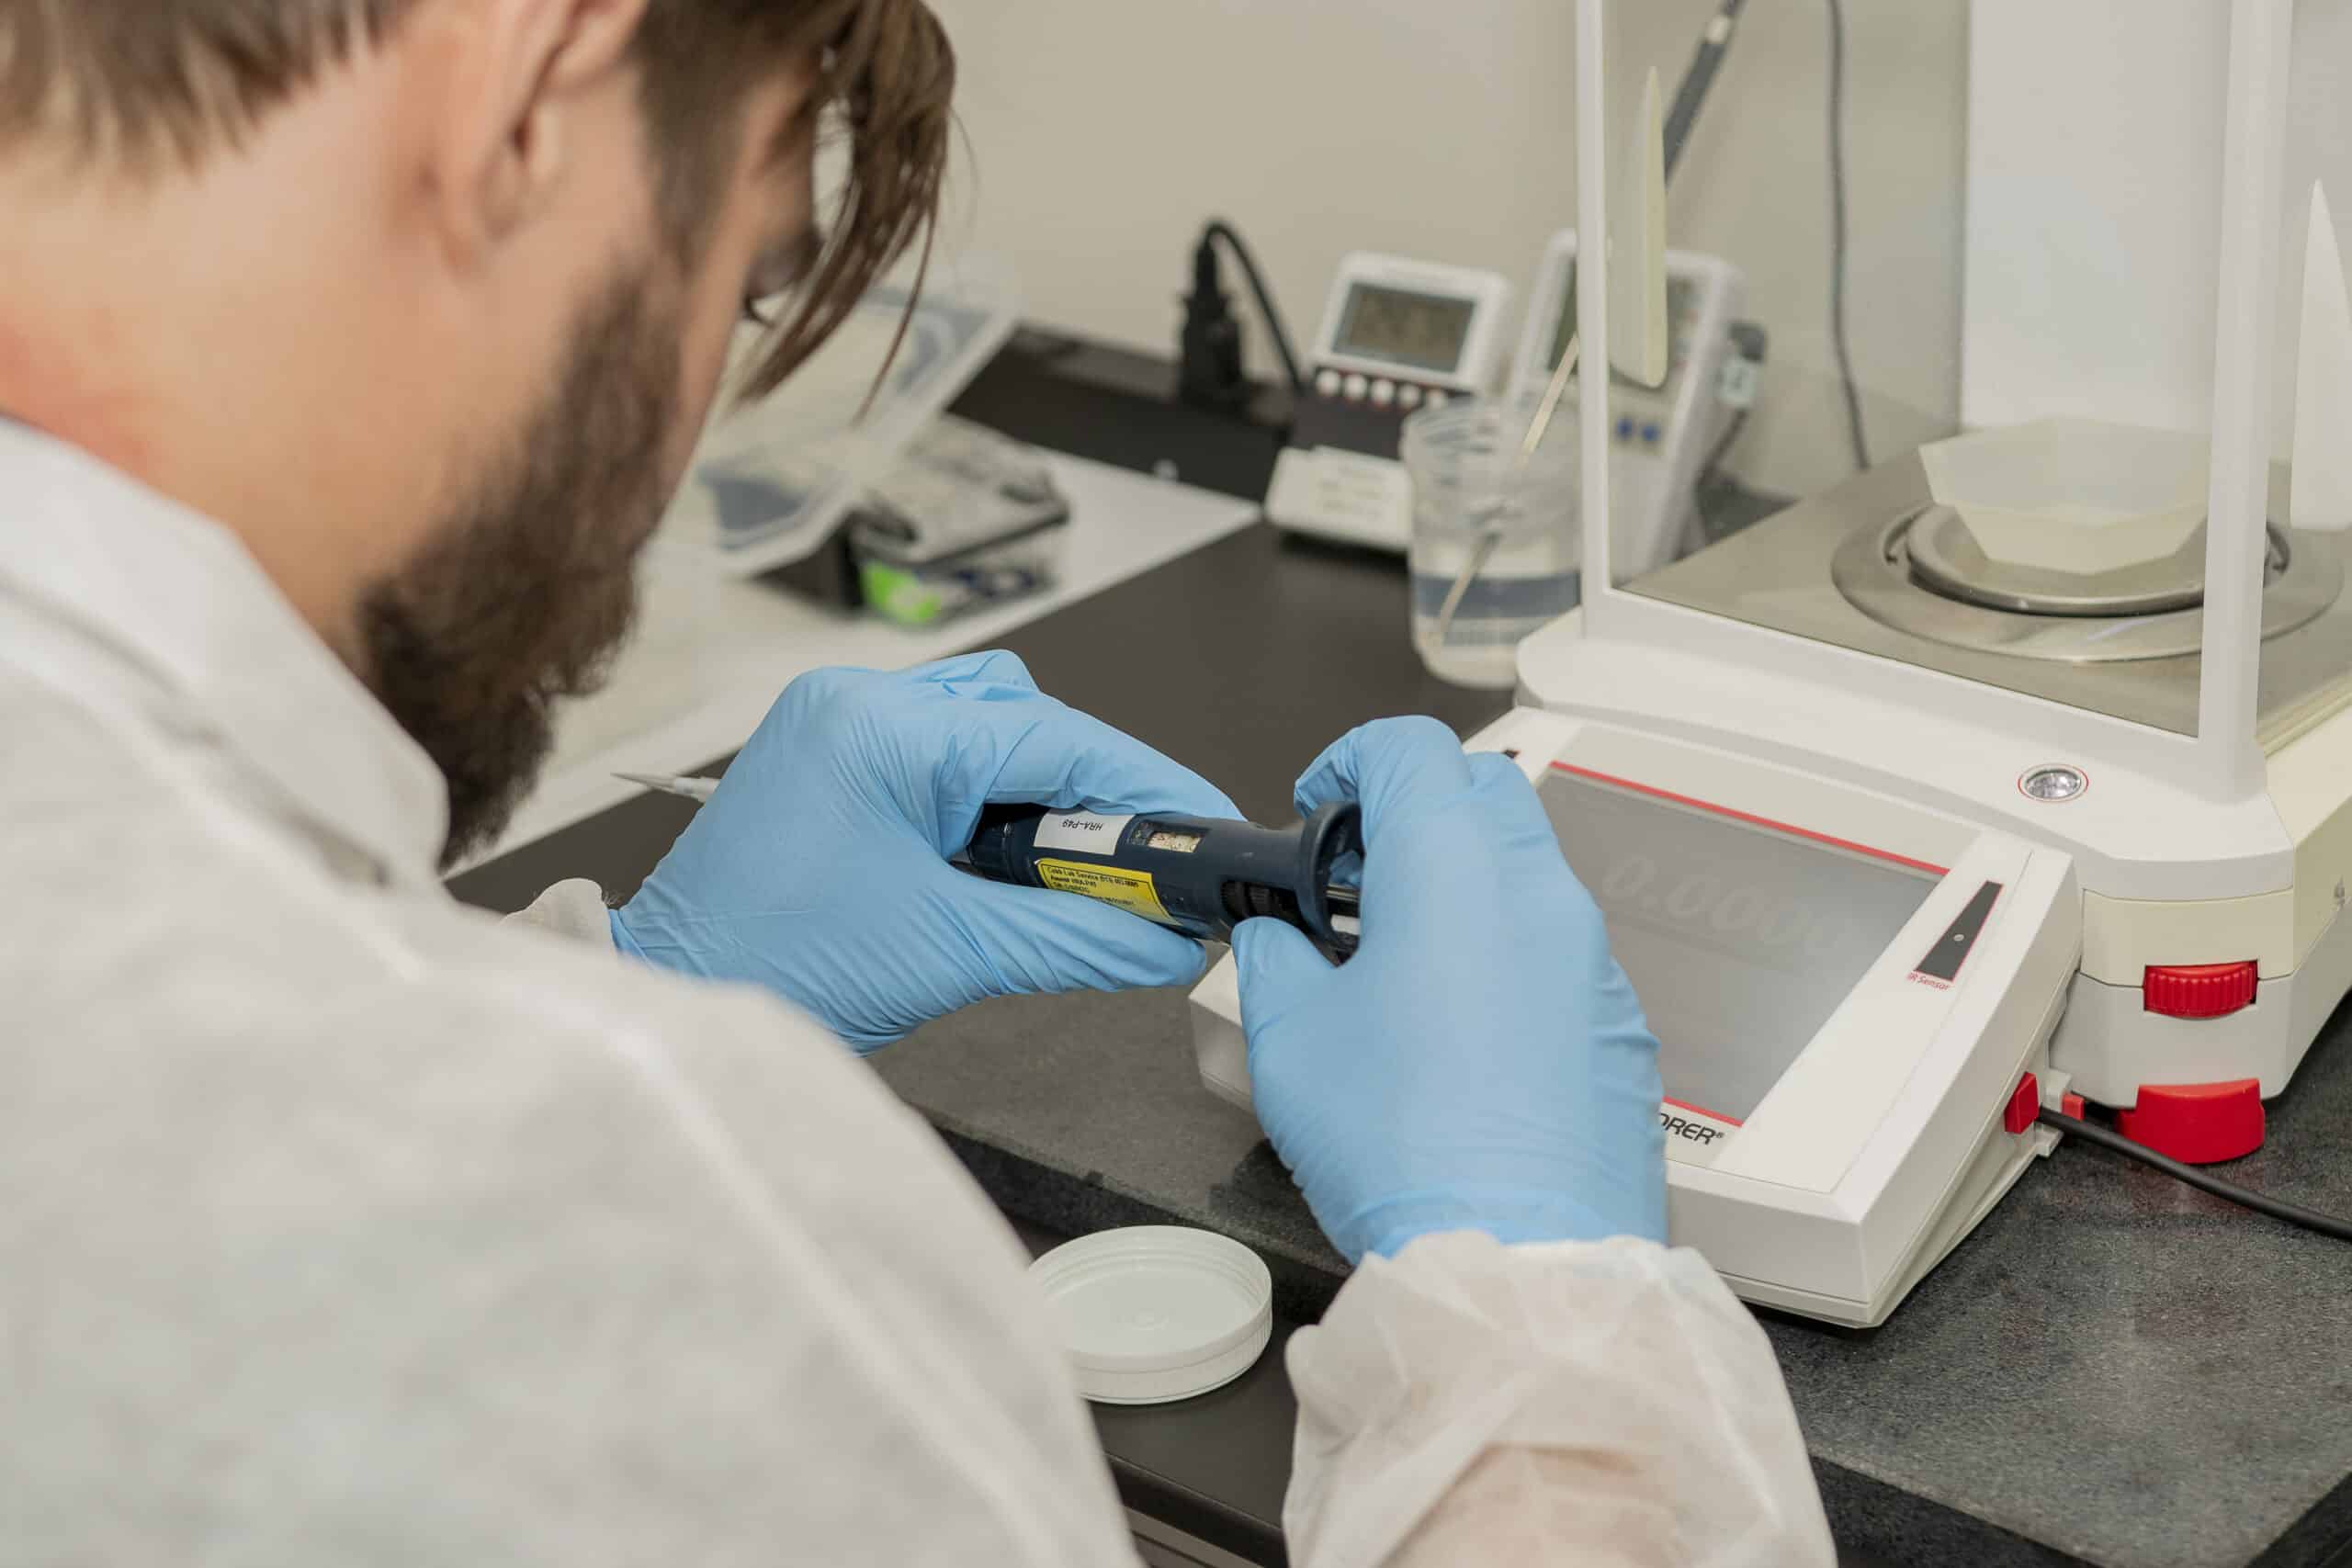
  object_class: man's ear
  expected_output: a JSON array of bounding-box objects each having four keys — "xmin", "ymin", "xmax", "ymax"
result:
[{"xmin": 414, "ymin": 0, "xmax": 652, "ymax": 269}]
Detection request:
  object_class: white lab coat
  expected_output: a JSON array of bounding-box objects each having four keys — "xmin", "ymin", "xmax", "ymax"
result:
[{"xmin": 0, "ymin": 420, "xmax": 1834, "ymax": 1566}]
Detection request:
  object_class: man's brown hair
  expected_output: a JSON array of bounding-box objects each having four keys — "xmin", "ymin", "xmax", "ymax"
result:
[{"xmin": 0, "ymin": 0, "xmax": 955, "ymax": 392}]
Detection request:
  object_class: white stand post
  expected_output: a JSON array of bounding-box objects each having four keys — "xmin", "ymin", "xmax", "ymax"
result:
[
  {"xmin": 1576, "ymin": 0, "xmax": 1614, "ymax": 624},
  {"xmin": 2195, "ymin": 0, "xmax": 2292, "ymax": 800}
]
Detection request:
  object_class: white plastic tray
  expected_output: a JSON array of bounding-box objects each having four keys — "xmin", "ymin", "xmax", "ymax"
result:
[{"xmin": 654, "ymin": 253, "xmax": 1020, "ymax": 578}]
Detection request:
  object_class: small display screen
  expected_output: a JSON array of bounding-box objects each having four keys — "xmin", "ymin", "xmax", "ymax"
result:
[
  {"xmin": 1540, "ymin": 769, "xmax": 1937, "ymax": 1125},
  {"xmin": 1332, "ymin": 283, "xmax": 1477, "ymax": 374},
  {"xmin": 1544, "ymin": 272, "xmax": 1694, "ymax": 387}
]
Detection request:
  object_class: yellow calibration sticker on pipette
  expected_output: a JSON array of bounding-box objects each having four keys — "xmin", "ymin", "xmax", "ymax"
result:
[{"xmin": 1035, "ymin": 859, "xmax": 1172, "ymax": 924}]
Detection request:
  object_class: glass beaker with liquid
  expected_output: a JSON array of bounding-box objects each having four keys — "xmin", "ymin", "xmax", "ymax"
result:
[{"xmin": 1400, "ymin": 394, "xmax": 1582, "ymax": 687}]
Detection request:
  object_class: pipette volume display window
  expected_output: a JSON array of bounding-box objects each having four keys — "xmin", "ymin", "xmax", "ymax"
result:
[
  {"xmin": 1332, "ymin": 284, "xmax": 1476, "ymax": 374},
  {"xmin": 1540, "ymin": 769, "xmax": 1936, "ymax": 1124}
]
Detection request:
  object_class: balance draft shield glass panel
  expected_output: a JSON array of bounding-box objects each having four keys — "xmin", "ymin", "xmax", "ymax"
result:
[{"xmin": 1604, "ymin": 0, "xmax": 2352, "ymax": 747}]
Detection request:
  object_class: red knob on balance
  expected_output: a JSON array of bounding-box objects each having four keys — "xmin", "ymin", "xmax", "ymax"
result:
[{"xmin": 2142, "ymin": 962, "xmax": 2258, "ymax": 1020}]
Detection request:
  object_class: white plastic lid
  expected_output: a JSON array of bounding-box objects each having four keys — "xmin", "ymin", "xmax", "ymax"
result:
[{"xmin": 1029, "ymin": 1226, "xmax": 1274, "ymax": 1405}]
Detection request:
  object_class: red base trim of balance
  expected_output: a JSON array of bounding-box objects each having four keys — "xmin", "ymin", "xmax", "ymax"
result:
[
  {"xmin": 2115, "ymin": 1078, "xmax": 2266, "ymax": 1164},
  {"xmin": 2002, "ymin": 1073, "xmax": 2041, "ymax": 1135}
]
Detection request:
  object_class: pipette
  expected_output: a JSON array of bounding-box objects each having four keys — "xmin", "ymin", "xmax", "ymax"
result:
[{"xmin": 615, "ymin": 773, "xmax": 1363, "ymax": 958}]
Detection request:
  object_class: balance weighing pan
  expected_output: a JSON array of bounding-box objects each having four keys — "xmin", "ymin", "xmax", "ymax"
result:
[{"xmin": 1633, "ymin": 434, "xmax": 2352, "ymax": 749}]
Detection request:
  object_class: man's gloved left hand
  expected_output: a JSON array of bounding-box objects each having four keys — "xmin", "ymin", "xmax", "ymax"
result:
[{"xmin": 609, "ymin": 651, "xmax": 1238, "ymax": 1052}]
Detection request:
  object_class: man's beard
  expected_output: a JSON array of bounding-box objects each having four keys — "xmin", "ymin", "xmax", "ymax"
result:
[{"xmin": 360, "ymin": 268, "xmax": 685, "ymax": 868}]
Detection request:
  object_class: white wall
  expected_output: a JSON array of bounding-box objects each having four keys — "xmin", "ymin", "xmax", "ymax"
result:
[
  {"xmin": 1962, "ymin": 0, "xmax": 2352, "ymax": 445},
  {"xmin": 922, "ymin": 0, "xmax": 1972, "ymax": 500}
]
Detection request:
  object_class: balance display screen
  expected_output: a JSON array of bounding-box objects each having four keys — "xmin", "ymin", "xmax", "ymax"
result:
[
  {"xmin": 1332, "ymin": 284, "xmax": 1476, "ymax": 374},
  {"xmin": 1539, "ymin": 769, "xmax": 1937, "ymax": 1124}
]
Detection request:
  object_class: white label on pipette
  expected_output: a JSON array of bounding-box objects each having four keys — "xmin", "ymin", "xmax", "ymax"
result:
[{"xmin": 1034, "ymin": 812, "xmax": 1135, "ymax": 854}]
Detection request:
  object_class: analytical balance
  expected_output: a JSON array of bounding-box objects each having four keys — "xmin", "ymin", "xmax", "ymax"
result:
[{"xmin": 1197, "ymin": 0, "xmax": 2352, "ymax": 1325}]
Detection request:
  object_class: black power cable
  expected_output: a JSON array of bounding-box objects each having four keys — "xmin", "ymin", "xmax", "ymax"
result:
[
  {"xmin": 1824, "ymin": 0, "xmax": 1870, "ymax": 472},
  {"xmin": 1178, "ymin": 220, "xmax": 1306, "ymax": 413},
  {"xmin": 2041, "ymin": 1108, "xmax": 2352, "ymax": 1243},
  {"xmin": 1690, "ymin": 407, "xmax": 1752, "ymax": 539}
]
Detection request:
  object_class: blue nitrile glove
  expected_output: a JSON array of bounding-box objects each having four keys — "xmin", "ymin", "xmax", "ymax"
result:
[
  {"xmin": 1231, "ymin": 716, "xmax": 1666, "ymax": 1263},
  {"xmin": 610, "ymin": 651, "xmax": 1238, "ymax": 1052}
]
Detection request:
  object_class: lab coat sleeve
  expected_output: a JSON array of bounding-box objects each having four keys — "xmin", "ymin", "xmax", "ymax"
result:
[
  {"xmin": 1283, "ymin": 1231, "xmax": 1834, "ymax": 1567},
  {"xmin": 508, "ymin": 878, "xmax": 617, "ymax": 946}
]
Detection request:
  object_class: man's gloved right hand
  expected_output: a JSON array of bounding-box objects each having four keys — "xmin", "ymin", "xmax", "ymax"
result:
[{"xmin": 1232, "ymin": 717, "xmax": 1666, "ymax": 1265}]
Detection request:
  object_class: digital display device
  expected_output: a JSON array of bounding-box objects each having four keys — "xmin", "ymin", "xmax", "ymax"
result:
[
  {"xmin": 1544, "ymin": 274, "xmax": 1694, "ymax": 386},
  {"xmin": 1540, "ymin": 768, "xmax": 1937, "ymax": 1123},
  {"xmin": 1332, "ymin": 284, "xmax": 1477, "ymax": 374}
]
